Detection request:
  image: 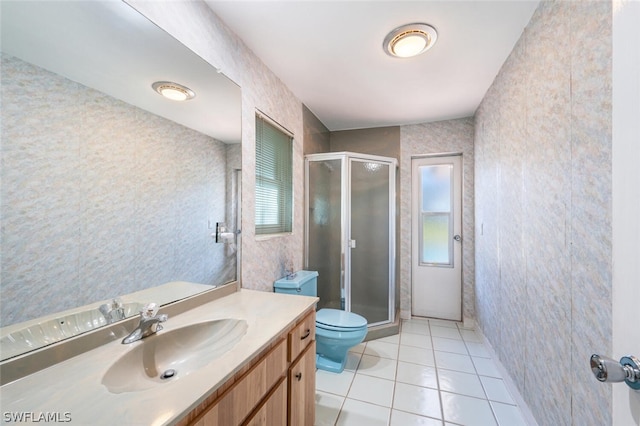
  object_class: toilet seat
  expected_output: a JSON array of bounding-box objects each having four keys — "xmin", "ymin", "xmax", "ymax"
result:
[{"xmin": 316, "ymin": 308, "xmax": 367, "ymax": 332}]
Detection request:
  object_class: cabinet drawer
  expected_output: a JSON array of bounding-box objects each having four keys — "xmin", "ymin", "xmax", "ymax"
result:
[
  {"xmin": 288, "ymin": 310, "xmax": 315, "ymax": 362},
  {"xmin": 194, "ymin": 338, "xmax": 287, "ymax": 425}
]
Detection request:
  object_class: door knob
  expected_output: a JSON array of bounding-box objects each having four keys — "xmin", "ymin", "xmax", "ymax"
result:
[{"xmin": 453, "ymin": 235, "xmax": 461, "ymax": 242}]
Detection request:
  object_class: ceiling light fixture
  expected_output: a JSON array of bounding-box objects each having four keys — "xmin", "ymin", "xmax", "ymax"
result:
[
  {"xmin": 383, "ymin": 23, "xmax": 438, "ymax": 58},
  {"xmin": 152, "ymin": 81, "xmax": 195, "ymax": 101}
]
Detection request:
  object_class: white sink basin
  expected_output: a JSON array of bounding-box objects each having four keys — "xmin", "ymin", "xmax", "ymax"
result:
[{"xmin": 102, "ymin": 318, "xmax": 248, "ymax": 394}]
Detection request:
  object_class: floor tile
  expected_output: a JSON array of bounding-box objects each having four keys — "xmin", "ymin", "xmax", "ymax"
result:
[
  {"xmin": 457, "ymin": 322, "xmax": 477, "ymax": 330},
  {"xmin": 432, "ymin": 337, "xmax": 468, "ymax": 355},
  {"xmin": 430, "ymin": 325, "xmax": 462, "ymax": 340},
  {"xmin": 435, "ymin": 351, "xmax": 476, "ymax": 373},
  {"xmin": 396, "ymin": 361, "xmax": 438, "ymax": 389},
  {"xmin": 336, "ymin": 398, "xmax": 390, "ymax": 426},
  {"xmin": 364, "ymin": 340, "xmax": 399, "ymax": 360},
  {"xmin": 441, "ymin": 392, "xmax": 497, "ymax": 426},
  {"xmin": 473, "ymin": 357, "xmax": 502, "ymax": 378},
  {"xmin": 460, "ymin": 329, "xmax": 483, "ymax": 342},
  {"xmin": 348, "ymin": 374, "xmax": 395, "ymax": 407},
  {"xmin": 316, "ymin": 319, "xmax": 531, "ymax": 426},
  {"xmin": 491, "ymin": 401, "xmax": 528, "ymax": 426},
  {"xmin": 406, "ymin": 317, "xmax": 430, "ymax": 325},
  {"xmin": 316, "ymin": 369, "xmax": 354, "ymax": 396},
  {"xmin": 466, "ymin": 341, "xmax": 491, "ymax": 358},
  {"xmin": 480, "ymin": 376, "xmax": 515, "ymax": 404},
  {"xmin": 344, "ymin": 351, "xmax": 363, "ymax": 372},
  {"xmin": 402, "ymin": 321, "xmax": 431, "ymax": 336},
  {"xmin": 399, "ymin": 345, "xmax": 435, "ymax": 366},
  {"xmin": 429, "ymin": 319, "xmax": 459, "ymax": 328},
  {"xmin": 357, "ymin": 354, "xmax": 398, "ymax": 381},
  {"xmin": 315, "ymin": 391, "xmax": 344, "ymax": 426},
  {"xmin": 390, "ymin": 409, "xmax": 443, "ymax": 426},
  {"xmin": 393, "ymin": 382, "xmax": 442, "ymax": 419},
  {"xmin": 400, "ymin": 332, "xmax": 432, "ymax": 349},
  {"xmin": 377, "ymin": 334, "xmax": 400, "ymax": 344},
  {"xmin": 437, "ymin": 369, "xmax": 486, "ymax": 399},
  {"xmin": 349, "ymin": 343, "xmax": 366, "ymax": 354}
]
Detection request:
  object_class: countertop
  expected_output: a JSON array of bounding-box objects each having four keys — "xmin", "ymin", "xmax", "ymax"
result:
[{"xmin": 0, "ymin": 289, "xmax": 317, "ymax": 425}]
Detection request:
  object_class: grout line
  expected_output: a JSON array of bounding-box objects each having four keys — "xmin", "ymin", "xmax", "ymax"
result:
[
  {"xmin": 429, "ymin": 319, "xmax": 446, "ymax": 424},
  {"xmin": 473, "ymin": 326, "xmax": 539, "ymax": 426},
  {"xmin": 457, "ymin": 322, "xmax": 501, "ymax": 426}
]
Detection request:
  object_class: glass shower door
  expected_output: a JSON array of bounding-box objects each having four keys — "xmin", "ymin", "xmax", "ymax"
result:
[
  {"xmin": 306, "ymin": 159, "xmax": 344, "ymax": 310},
  {"xmin": 348, "ymin": 159, "xmax": 392, "ymax": 326},
  {"xmin": 306, "ymin": 152, "xmax": 396, "ymax": 327}
]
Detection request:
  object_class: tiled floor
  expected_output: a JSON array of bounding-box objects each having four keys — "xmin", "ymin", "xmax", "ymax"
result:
[{"xmin": 315, "ymin": 317, "xmax": 530, "ymax": 426}]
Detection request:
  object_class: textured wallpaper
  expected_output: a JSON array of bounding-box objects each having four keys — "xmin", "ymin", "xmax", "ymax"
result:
[
  {"xmin": 1, "ymin": 54, "xmax": 230, "ymax": 326},
  {"xmin": 399, "ymin": 119, "xmax": 475, "ymax": 322},
  {"xmin": 474, "ymin": 1, "xmax": 613, "ymax": 425},
  {"xmin": 126, "ymin": 0, "xmax": 305, "ymax": 293}
]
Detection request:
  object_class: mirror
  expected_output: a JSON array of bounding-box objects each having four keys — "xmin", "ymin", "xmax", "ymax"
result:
[{"xmin": 0, "ymin": 1, "xmax": 242, "ymax": 360}]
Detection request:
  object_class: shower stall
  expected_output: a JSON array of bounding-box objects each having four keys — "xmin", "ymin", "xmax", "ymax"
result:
[{"xmin": 305, "ymin": 152, "xmax": 396, "ymax": 327}]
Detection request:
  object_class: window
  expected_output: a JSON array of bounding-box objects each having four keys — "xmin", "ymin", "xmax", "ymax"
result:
[
  {"xmin": 255, "ymin": 114, "xmax": 293, "ymax": 235},
  {"xmin": 419, "ymin": 164, "xmax": 453, "ymax": 266}
]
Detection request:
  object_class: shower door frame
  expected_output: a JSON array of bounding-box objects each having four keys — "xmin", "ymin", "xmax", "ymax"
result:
[{"xmin": 304, "ymin": 151, "xmax": 397, "ymax": 327}]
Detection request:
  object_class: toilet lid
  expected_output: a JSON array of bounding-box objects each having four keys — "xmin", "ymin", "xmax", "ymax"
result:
[{"xmin": 316, "ymin": 308, "xmax": 367, "ymax": 330}]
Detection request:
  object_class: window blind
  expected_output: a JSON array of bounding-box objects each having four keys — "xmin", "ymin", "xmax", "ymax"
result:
[{"xmin": 255, "ymin": 114, "xmax": 293, "ymax": 235}]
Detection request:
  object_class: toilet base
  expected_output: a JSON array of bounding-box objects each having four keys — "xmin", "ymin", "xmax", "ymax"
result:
[
  {"xmin": 315, "ymin": 324, "xmax": 367, "ymax": 374},
  {"xmin": 316, "ymin": 353, "xmax": 348, "ymax": 374}
]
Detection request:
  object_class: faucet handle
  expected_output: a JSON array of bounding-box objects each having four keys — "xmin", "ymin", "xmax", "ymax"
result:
[
  {"xmin": 99, "ymin": 303, "xmax": 111, "ymax": 317},
  {"xmin": 141, "ymin": 302, "xmax": 159, "ymax": 318}
]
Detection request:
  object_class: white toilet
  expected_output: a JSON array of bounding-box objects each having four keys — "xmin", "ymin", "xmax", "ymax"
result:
[{"xmin": 274, "ymin": 270, "xmax": 368, "ymax": 373}]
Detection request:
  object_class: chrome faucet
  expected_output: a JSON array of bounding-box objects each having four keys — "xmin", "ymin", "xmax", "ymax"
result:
[
  {"xmin": 122, "ymin": 303, "xmax": 168, "ymax": 344},
  {"xmin": 99, "ymin": 298, "xmax": 125, "ymax": 324}
]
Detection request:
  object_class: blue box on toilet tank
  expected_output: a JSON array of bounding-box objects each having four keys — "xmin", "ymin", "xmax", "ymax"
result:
[{"xmin": 274, "ymin": 270, "xmax": 318, "ymax": 296}]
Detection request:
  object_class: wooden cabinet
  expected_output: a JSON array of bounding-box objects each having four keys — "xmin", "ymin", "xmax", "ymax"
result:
[
  {"xmin": 244, "ymin": 377, "xmax": 287, "ymax": 426},
  {"xmin": 288, "ymin": 310, "xmax": 315, "ymax": 362},
  {"xmin": 191, "ymin": 338, "xmax": 288, "ymax": 425},
  {"xmin": 288, "ymin": 341, "xmax": 316, "ymax": 426},
  {"xmin": 184, "ymin": 309, "xmax": 315, "ymax": 426}
]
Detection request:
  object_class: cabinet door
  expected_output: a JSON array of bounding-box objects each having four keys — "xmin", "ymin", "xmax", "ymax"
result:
[
  {"xmin": 244, "ymin": 377, "xmax": 287, "ymax": 426},
  {"xmin": 191, "ymin": 339, "xmax": 287, "ymax": 426},
  {"xmin": 288, "ymin": 341, "xmax": 316, "ymax": 426}
]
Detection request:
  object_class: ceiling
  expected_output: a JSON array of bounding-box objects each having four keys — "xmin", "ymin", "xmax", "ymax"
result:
[
  {"xmin": 1, "ymin": 1, "xmax": 241, "ymax": 143},
  {"xmin": 206, "ymin": 0, "xmax": 539, "ymax": 131}
]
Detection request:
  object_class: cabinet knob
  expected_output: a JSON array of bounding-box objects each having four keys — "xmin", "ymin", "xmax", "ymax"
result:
[{"xmin": 295, "ymin": 372, "xmax": 302, "ymax": 381}]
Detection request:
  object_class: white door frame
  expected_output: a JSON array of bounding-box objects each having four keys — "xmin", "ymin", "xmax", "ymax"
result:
[{"xmin": 411, "ymin": 153, "xmax": 463, "ymax": 321}]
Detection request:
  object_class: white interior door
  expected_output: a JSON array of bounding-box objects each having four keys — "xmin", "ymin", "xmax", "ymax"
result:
[{"xmin": 411, "ymin": 155, "xmax": 462, "ymax": 320}]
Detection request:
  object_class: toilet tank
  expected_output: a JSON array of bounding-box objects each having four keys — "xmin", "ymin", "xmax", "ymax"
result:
[{"xmin": 274, "ymin": 270, "xmax": 318, "ymax": 296}]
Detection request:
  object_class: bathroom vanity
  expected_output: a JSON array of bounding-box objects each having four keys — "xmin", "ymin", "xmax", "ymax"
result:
[
  {"xmin": 179, "ymin": 306, "xmax": 316, "ymax": 425},
  {"xmin": 0, "ymin": 289, "xmax": 317, "ymax": 425}
]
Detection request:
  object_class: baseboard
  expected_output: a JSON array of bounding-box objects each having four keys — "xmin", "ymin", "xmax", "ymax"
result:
[{"xmin": 462, "ymin": 316, "xmax": 476, "ymax": 329}]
